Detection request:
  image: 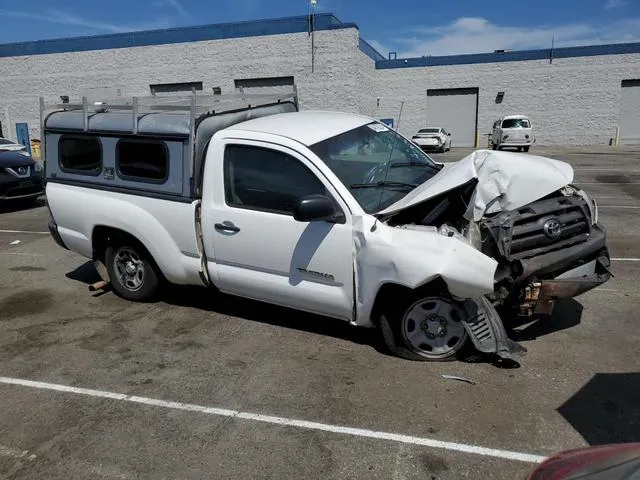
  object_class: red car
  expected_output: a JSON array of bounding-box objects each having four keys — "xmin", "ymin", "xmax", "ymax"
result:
[{"xmin": 528, "ymin": 443, "xmax": 640, "ymax": 479}]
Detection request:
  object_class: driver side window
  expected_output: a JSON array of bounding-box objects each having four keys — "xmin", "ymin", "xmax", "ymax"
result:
[{"xmin": 224, "ymin": 144, "xmax": 328, "ymax": 216}]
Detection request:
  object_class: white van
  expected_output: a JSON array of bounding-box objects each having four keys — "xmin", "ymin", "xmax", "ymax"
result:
[{"xmin": 491, "ymin": 115, "xmax": 535, "ymax": 152}]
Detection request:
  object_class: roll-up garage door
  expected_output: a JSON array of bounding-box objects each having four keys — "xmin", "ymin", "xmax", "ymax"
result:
[
  {"xmin": 426, "ymin": 88, "xmax": 479, "ymax": 147},
  {"xmin": 619, "ymin": 80, "xmax": 640, "ymax": 145},
  {"xmin": 234, "ymin": 76, "xmax": 294, "ymax": 94}
]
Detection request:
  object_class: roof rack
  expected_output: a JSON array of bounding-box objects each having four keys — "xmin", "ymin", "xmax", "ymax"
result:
[{"xmin": 39, "ymin": 85, "xmax": 298, "ymax": 171}]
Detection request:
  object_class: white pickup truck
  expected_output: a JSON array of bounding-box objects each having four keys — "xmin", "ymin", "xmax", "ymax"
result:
[{"xmin": 42, "ymin": 90, "xmax": 611, "ymax": 362}]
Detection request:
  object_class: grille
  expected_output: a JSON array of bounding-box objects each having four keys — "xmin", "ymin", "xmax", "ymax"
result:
[{"xmin": 484, "ymin": 195, "xmax": 591, "ymax": 261}]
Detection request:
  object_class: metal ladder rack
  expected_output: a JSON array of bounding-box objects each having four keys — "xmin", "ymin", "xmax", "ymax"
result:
[{"xmin": 39, "ymin": 85, "xmax": 298, "ymax": 172}]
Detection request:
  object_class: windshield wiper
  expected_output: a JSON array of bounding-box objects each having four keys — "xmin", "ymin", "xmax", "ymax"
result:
[
  {"xmin": 350, "ymin": 181, "xmax": 418, "ymax": 189},
  {"xmin": 390, "ymin": 161, "xmax": 441, "ymax": 170}
]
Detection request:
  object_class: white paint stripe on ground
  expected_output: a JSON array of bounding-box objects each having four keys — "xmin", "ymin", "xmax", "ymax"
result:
[
  {"xmin": 0, "ymin": 443, "xmax": 36, "ymax": 460},
  {"xmin": 576, "ymin": 182, "xmax": 640, "ymax": 185},
  {"xmin": 0, "ymin": 229, "xmax": 49, "ymax": 234},
  {"xmin": 612, "ymin": 258, "xmax": 640, "ymax": 262},
  {"xmin": 0, "ymin": 376, "xmax": 546, "ymax": 465},
  {"xmin": 0, "ymin": 252, "xmax": 45, "ymax": 256},
  {"xmin": 594, "ymin": 196, "xmax": 635, "ymax": 199},
  {"xmin": 575, "ymin": 168, "xmax": 640, "ymax": 171},
  {"xmin": 597, "ymin": 205, "xmax": 640, "ymax": 209}
]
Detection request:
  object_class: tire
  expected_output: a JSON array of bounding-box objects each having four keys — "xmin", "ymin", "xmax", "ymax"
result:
[
  {"xmin": 379, "ymin": 291, "xmax": 470, "ymax": 362},
  {"xmin": 517, "ymin": 146, "xmax": 523, "ymax": 152},
  {"xmin": 524, "ymin": 146, "xmax": 530, "ymax": 152},
  {"xmin": 105, "ymin": 240, "xmax": 160, "ymax": 302},
  {"xmin": 491, "ymin": 143, "xmax": 497, "ymax": 150}
]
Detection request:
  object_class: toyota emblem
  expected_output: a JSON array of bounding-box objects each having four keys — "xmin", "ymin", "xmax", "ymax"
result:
[
  {"xmin": 17, "ymin": 166, "xmax": 27, "ymax": 175},
  {"xmin": 543, "ymin": 218, "xmax": 562, "ymax": 239}
]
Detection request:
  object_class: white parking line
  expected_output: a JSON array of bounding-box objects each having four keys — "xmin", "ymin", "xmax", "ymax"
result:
[
  {"xmin": 612, "ymin": 258, "xmax": 640, "ymax": 262},
  {"xmin": 0, "ymin": 229, "xmax": 49, "ymax": 234},
  {"xmin": 575, "ymin": 168, "xmax": 640, "ymax": 171},
  {"xmin": 576, "ymin": 182, "xmax": 640, "ymax": 185},
  {"xmin": 0, "ymin": 252, "xmax": 45, "ymax": 256},
  {"xmin": 0, "ymin": 376, "xmax": 546, "ymax": 465},
  {"xmin": 0, "ymin": 443, "xmax": 36, "ymax": 461},
  {"xmin": 597, "ymin": 205, "xmax": 640, "ymax": 209}
]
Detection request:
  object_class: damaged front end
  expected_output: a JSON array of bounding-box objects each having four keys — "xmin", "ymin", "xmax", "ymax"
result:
[
  {"xmin": 481, "ymin": 185, "xmax": 612, "ymax": 316},
  {"xmin": 374, "ymin": 150, "xmax": 612, "ymax": 358}
]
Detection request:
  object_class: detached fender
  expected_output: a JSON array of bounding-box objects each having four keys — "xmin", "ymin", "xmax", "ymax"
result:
[{"xmin": 353, "ymin": 217, "xmax": 497, "ymax": 326}]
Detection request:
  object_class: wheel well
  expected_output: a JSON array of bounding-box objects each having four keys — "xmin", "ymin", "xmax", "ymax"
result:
[
  {"xmin": 370, "ymin": 277, "xmax": 450, "ymax": 326},
  {"xmin": 91, "ymin": 226, "xmax": 162, "ymax": 276}
]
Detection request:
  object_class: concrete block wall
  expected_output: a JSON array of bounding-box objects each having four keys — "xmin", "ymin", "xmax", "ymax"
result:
[
  {"xmin": 0, "ymin": 27, "xmax": 367, "ymax": 141},
  {"xmin": 374, "ymin": 53, "xmax": 640, "ymax": 146},
  {"xmin": 2, "ymin": 12, "xmax": 640, "ymax": 148}
]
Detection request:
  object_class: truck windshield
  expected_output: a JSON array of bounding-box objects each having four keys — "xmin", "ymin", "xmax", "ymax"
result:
[
  {"xmin": 502, "ymin": 118, "xmax": 530, "ymax": 128},
  {"xmin": 309, "ymin": 122, "xmax": 441, "ymax": 213}
]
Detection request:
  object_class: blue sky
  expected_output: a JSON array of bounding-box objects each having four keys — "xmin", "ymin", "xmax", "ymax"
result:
[{"xmin": 0, "ymin": 0, "xmax": 639, "ymax": 56}]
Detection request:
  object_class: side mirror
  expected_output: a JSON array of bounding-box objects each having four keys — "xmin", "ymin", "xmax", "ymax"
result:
[{"xmin": 293, "ymin": 195, "xmax": 344, "ymax": 223}]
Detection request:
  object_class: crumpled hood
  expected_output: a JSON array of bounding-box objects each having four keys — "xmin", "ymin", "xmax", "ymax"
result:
[{"xmin": 378, "ymin": 149, "xmax": 574, "ymax": 221}]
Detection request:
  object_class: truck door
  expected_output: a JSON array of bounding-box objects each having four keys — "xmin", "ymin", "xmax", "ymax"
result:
[{"xmin": 200, "ymin": 140, "xmax": 354, "ymax": 321}]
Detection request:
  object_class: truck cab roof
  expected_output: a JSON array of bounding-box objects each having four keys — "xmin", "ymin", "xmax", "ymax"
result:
[{"xmin": 226, "ymin": 111, "xmax": 374, "ymax": 146}]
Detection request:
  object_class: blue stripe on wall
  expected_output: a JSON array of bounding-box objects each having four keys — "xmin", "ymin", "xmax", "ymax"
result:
[
  {"xmin": 0, "ymin": 13, "xmax": 355, "ymax": 58},
  {"xmin": 375, "ymin": 42, "xmax": 640, "ymax": 69},
  {"xmin": 1, "ymin": 11, "xmax": 638, "ymax": 67},
  {"xmin": 359, "ymin": 38, "xmax": 385, "ymax": 62}
]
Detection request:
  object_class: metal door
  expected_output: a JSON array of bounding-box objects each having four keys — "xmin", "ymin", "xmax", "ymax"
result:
[
  {"xmin": 620, "ymin": 80, "xmax": 640, "ymax": 145},
  {"xmin": 426, "ymin": 88, "xmax": 479, "ymax": 147}
]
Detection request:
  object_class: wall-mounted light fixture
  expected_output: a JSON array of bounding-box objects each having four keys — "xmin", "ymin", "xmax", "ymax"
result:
[{"xmin": 495, "ymin": 91, "xmax": 505, "ymax": 104}]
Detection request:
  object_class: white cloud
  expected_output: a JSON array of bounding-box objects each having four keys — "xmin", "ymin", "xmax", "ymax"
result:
[
  {"xmin": 0, "ymin": 3, "xmax": 191, "ymax": 36},
  {"xmin": 375, "ymin": 16, "xmax": 640, "ymax": 57},
  {"xmin": 152, "ymin": 0, "xmax": 190, "ymax": 19},
  {"xmin": 604, "ymin": 0, "xmax": 627, "ymax": 9},
  {"xmin": 0, "ymin": 9, "xmax": 132, "ymax": 33}
]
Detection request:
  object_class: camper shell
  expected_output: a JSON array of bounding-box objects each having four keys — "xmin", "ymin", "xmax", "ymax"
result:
[{"xmin": 40, "ymin": 90, "xmax": 299, "ymax": 201}]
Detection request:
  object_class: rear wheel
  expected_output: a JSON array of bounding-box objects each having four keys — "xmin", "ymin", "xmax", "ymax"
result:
[
  {"xmin": 105, "ymin": 241, "xmax": 160, "ymax": 302},
  {"xmin": 491, "ymin": 143, "xmax": 497, "ymax": 150},
  {"xmin": 379, "ymin": 293, "xmax": 469, "ymax": 361},
  {"xmin": 524, "ymin": 146, "xmax": 530, "ymax": 152}
]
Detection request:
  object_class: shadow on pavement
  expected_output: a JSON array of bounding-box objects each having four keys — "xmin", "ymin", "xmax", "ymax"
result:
[
  {"xmin": 65, "ymin": 261, "xmax": 112, "ymax": 297},
  {"xmin": 507, "ymin": 298, "xmax": 584, "ymax": 342},
  {"xmin": 558, "ymin": 373, "xmax": 640, "ymax": 445},
  {"xmin": 163, "ymin": 283, "xmax": 384, "ymax": 353},
  {"xmin": 0, "ymin": 196, "xmax": 45, "ymax": 214},
  {"xmin": 66, "ymin": 261, "xmax": 102, "ymax": 284},
  {"xmin": 66, "ymin": 261, "xmax": 581, "ymax": 367},
  {"xmin": 66, "ymin": 261, "xmax": 384, "ymax": 353}
]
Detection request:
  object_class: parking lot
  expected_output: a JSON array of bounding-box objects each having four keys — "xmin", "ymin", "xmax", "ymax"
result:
[{"xmin": 1, "ymin": 146, "xmax": 639, "ymax": 479}]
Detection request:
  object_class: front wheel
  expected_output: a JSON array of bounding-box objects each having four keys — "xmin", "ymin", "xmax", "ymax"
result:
[
  {"xmin": 491, "ymin": 143, "xmax": 497, "ymax": 150},
  {"xmin": 106, "ymin": 241, "xmax": 160, "ymax": 302},
  {"xmin": 524, "ymin": 146, "xmax": 530, "ymax": 152},
  {"xmin": 380, "ymin": 294, "xmax": 469, "ymax": 361}
]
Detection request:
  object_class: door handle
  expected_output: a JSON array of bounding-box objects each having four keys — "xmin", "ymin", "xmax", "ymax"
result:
[{"xmin": 215, "ymin": 222, "xmax": 240, "ymax": 233}]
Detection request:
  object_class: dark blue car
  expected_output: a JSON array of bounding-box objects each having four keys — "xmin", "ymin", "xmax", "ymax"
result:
[{"xmin": 0, "ymin": 150, "xmax": 45, "ymax": 203}]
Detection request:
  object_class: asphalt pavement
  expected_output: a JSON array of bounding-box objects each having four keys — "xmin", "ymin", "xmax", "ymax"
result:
[{"xmin": 0, "ymin": 146, "xmax": 639, "ymax": 480}]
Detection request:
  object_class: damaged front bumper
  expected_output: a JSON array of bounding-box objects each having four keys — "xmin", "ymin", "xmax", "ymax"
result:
[
  {"xmin": 517, "ymin": 224, "xmax": 612, "ymax": 315},
  {"xmin": 521, "ymin": 252, "xmax": 611, "ymax": 315}
]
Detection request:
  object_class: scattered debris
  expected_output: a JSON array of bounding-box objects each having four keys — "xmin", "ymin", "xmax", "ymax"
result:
[
  {"xmin": 441, "ymin": 374, "xmax": 476, "ymax": 385},
  {"xmin": 9, "ymin": 240, "xmax": 20, "ymax": 245}
]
